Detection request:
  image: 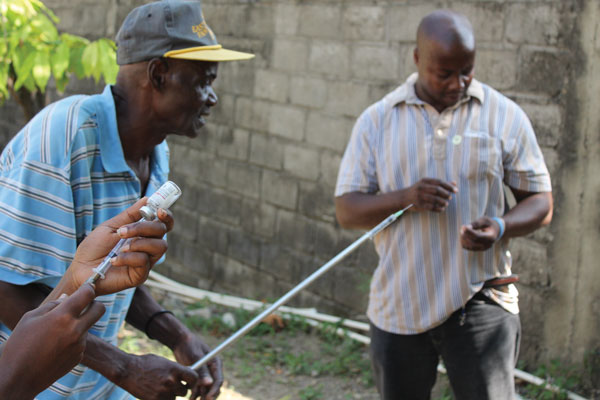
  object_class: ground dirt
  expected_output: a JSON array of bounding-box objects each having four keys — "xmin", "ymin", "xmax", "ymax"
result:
[{"xmin": 118, "ymin": 290, "xmax": 452, "ymax": 400}]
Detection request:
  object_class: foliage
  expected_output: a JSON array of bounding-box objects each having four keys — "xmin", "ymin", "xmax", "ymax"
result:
[
  {"xmin": 0, "ymin": 0, "xmax": 118, "ymax": 117},
  {"xmin": 518, "ymin": 359, "xmax": 587, "ymax": 399}
]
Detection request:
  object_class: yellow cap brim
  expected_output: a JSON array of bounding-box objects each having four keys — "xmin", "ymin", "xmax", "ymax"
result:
[{"xmin": 164, "ymin": 45, "xmax": 254, "ymax": 62}]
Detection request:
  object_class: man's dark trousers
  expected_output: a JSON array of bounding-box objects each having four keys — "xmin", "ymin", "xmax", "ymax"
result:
[{"xmin": 370, "ymin": 293, "xmax": 521, "ymax": 400}]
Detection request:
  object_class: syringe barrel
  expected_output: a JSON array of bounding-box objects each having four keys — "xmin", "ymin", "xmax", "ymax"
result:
[{"xmin": 139, "ymin": 181, "xmax": 181, "ymax": 220}]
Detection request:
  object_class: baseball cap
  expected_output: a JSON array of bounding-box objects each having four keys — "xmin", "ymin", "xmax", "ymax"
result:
[{"xmin": 116, "ymin": 0, "xmax": 254, "ymax": 65}]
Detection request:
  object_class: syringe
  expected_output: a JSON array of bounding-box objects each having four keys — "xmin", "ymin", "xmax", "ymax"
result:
[{"xmin": 85, "ymin": 181, "xmax": 182, "ymax": 285}]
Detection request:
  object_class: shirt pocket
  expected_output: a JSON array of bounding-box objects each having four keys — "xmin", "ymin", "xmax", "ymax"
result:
[{"xmin": 460, "ymin": 131, "xmax": 502, "ymax": 182}]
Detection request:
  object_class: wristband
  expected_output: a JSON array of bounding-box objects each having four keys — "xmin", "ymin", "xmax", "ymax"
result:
[
  {"xmin": 144, "ymin": 310, "xmax": 174, "ymax": 339},
  {"xmin": 491, "ymin": 217, "xmax": 505, "ymax": 240}
]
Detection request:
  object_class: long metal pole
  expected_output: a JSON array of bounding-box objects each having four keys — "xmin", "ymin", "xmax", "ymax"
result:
[{"xmin": 192, "ymin": 204, "xmax": 413, "ymax": 370}]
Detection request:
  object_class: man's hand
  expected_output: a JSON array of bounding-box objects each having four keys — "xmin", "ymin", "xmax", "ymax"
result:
[
  {"xmin": 460, "ymin": 216, "xmax": 501, "ymax": 251},
  {"xmin": 117, "ymin": 353, "xmax": 199, "ymax": 400},
  {"xmin": 406, "ymin": 178, "xmax": 458, "ymax": 212},
  {"xmin": 0, "ymin": 284, "xmax": 104, "ymax": 399},
  {"xmin": 172, "ymin": 334, "xmax": 223, "ymax": 400},
  {"xmin": 61, "ymin": 198, "xmax": 173, "ymax": 297}
]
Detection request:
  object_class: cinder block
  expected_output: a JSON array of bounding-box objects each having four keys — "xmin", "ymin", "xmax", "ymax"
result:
[
  {"xmin": 196, "ymin": 187, "xmax": 242, "ymax": 226},
  {"xmin": 518, "ymin": 48, "xmax": 567, "ymax": 96},
  {"xmin": 268, "ymin": 104, "xmax": 306, "ymax": 140},
  {"xmin": 262, "ymin": 169, "xmax": 298, "ymax": 209},
  {"xmin": 246, "ymin": 5, "xmax": 274, "ymax": 38},
  {"xmin": 217, "ymin": 128, "xmax": 250, "ymax": 161},
  {"xmin": 217, "ymin": 61, "xmax": 255, "ymax": 96},
  {"xmin": 320, "ymin": 151, "xmax": 343, "ymax": 186},
  {"xmin": 331, "ymin": 265, "xmax": 369, "ymax": 311},
  {"xmin": 203, "ymin": 4, "xmax": 247, "ymax": 37},
  {"xmin": 249, "ymin": 133, "xmax": 284, "ymax": 169},
  {"xmin": 506, "ymin": 4, "xmax": 561, "ymax": 46},
  {"xmin": 226, "ymin": 161, "xmax": 261, "ymax": 199},
  {"xmin": 272, "ymin": 39, "xmax": 309, "ymax": 72},
  {"xmin": 475, "ymin": 50, "xmax": 517, "ymax": 90},
  {"xmin": 388, "ymin": 4, "xmax": 438, "ymax": 42},
  {"xmin": 398, "ymin": 45, "xmax": 418, "ymax": 81},
  {"xmin": 210, "ymin": 93, "xmax": 235, "ymax": 124},
  {"xmin": 342, "ymin": 6, "xmax": 385, "ymax": 41},
  {"xmin": 181, "ymin": 245, "xmax": 214, "ymax": 281},
  {"xmin": 306, "ymin": 112, "xmax": 353, "ymax": 152},
  {"xmin": 510, "ymin": 238, "xmax": 549, "ymax": 287},
  {"xmin": 173, "ymin": 208, "xmax": 199, "ymax": 243},
  {"xmin": 520, "ymin": 104, "xmax": 562, "ymax": 147},
  {"xmin": 240, "ymin": 200, "xmax": 277, "ymax": 238},
  {"xmin": 298, "ymin": 5, "xmax": 341, "ymax": 39},
  {"xmin": 227, "ymin": 229, "xmax": 262, "ymax": 267},
  {"xmin": 540, "ymin": 147, "xmax": 559, "ymax": 179},
  {"xmin": 261, "ymin": 243, "xmax": 312, "ymax": 282},
  {"xmin": 283, "ymin": 144, "xmax": 320, "ymax": 180},
  {"xmin": 276, "ymin": 209, "xmax": 316, "ymax": 253},
  {"xmin": 234, "ymin": 97, "xmax": 271, "ymax": 132},
  {"xmin": 453, "ymin": 2, "xmax": 505, "ymax": 43},
  {"xmin": 299, "ymin": 183, "xmax": 336, "ymax": 222},
  {"xmin": 197, "ymin": 217, "xmax": 229, "ymax": 255},
  {"xmin": 325, "ymin": 81, "xmax": 370, "ymax": 118},
  {"xmin": 308, "ymin": 41, "xmax": 351, "ymax": 78},
  {"xmin": 275, "ymin": 4, "xmax": 299, "ymax": 35},
  {"xmin": 290, "ymin": 76, "xmax": 328, "ymax": 108},
  {"xmin": 52, "ymin": 4, "xmax": 111, "ymax": 38},
  {"xmin": 351, "ymin": 45, "xmax": 399, "ymax": 81},
  {"xmin": 254, "ymin": 69, "xmax": 289, "ymax": 103}
]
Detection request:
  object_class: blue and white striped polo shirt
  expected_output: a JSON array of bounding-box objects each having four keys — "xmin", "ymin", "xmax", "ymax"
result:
[
  {"xmin": 336, "ymin": 73, "xmax": 551, "ymax": 335},
  {"xmin": 0, "ymin": 85, "xmax": 169, "ymax": 399}
]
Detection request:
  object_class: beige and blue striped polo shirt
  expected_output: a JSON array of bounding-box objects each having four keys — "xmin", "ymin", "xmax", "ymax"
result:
[{"xmin": 335, "ymin": 73, "xmax": 551, "ymax": 334}]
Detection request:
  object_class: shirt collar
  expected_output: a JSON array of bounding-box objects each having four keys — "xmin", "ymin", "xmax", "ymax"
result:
[{"xmin": 387, "ymin": 72, "xmax": 485, "ymax": 108}]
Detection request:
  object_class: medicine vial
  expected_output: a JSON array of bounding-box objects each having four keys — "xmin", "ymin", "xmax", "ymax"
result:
[{"xmin": 140, "ymin": 181, "xmax": 182, "ymax": 220}]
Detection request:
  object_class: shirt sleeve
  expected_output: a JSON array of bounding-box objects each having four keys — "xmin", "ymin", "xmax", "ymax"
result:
[
  {"xmin": 0, "ymin": 106, "xmax": 80, "ymax": 287},
  {"xmin": 335, "ymin": 104, "xmax": 380, "ymax": 197},
  {"xmin": 502, "ymin": 106, "xmax": 552, "ymax": 193}
]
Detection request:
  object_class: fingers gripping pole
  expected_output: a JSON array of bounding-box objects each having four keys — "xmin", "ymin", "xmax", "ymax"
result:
[{"xmin": 191, "ymin": 205, "xmax": 413, "ymax": 371}]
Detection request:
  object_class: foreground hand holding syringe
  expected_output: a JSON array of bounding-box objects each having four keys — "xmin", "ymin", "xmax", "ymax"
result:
[{"xmin": 85, "ymin": 181, "xmax": 182, "ymax": 285}]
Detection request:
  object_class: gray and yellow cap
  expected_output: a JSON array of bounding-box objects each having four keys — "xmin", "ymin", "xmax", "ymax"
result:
[{"xmin": 116, "ymin": 0, "xmax": 254, "ymax": 65}]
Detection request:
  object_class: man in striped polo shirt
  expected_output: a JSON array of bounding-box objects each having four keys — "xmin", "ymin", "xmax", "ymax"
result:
[
  {"xmin": 0, "ymin": 1, "xmax": 253, "ymax": 399},
  {"xmin": 335, "ymin": 10, "xmax": 553, "ymax": 400}
]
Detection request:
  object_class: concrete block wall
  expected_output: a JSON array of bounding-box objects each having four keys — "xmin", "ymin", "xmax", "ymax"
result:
[{"xmin": 1, "ymin": 0, "xmax": 598, "ymax": 371}]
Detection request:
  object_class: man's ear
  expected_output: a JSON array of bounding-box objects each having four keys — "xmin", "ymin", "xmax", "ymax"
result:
[
  {"xmin": 147, "ymin": 58, "xmax": 168, "ymax": 90},
  {"xmin": 413, "ymin": 48, "xmax": 419, "ymax": 67}
]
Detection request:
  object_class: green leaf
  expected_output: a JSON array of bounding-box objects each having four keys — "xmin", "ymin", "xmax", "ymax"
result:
[
  {"xmin": 51, "ymin": 41, "xmax": 70, "ymax": 78},
  {"xmin": 13, "ymin": 47, "xmax": 36, "ymax": 90},
  {"xmin": 32, "ymin": 51, "xmax": 51, "ymax": 91},
  {"xmin": 0, "ymin": 63, "xmax": 9, "ymax": 101},
  {"xmin": 81, "ymin": 41, "xmax": 99, "ymax": 81},
  {"xmin": 55, "ymin": 74, "xmax": 69, "ymax": 93},
  {"xmin": 97, "ymin": 39, "xmax": 118, "ymax": 84}
]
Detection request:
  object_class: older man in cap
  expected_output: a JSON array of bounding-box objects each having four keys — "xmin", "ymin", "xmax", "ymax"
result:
[
  {"xmin": 335, "ymin": 9, "xmax": 552, "ymax": 400},
  {"xmin": 0, "ymin": 1, "xmax": 253, "ymax": 399}
]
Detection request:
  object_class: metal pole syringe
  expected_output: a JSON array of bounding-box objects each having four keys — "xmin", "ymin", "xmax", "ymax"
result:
[
  {"xmin": 192, "ymin": 204, "xmax": 414, "ymax": 371},
  {"xmin": 85, "ymin": 181, "xmax": 182, "ymax": 285}
]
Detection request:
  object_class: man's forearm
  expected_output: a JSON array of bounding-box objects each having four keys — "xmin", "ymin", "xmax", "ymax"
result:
[
  {"xmin": 81, "ymin": 334, "xmax": 131, "ymax": 384},
  {"xmin": 126, "ymin": 285, "xmax": 190, "ymax": 350},
  {"xmin": 336, "ymin": 191, "xmax": 411, "ymax": 230},
  {"xmin": 503, "ymin": 191, "xmax": 553, "ymax": 238},
  {"xmin": 0, "ymin": 282, "xmax": 46, "ymax": 329}
]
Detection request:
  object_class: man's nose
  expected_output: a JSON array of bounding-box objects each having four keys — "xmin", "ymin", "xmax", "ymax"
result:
[{"xmin": 207, "ymin": 86, "xmax": 218, "ymax": 107}]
